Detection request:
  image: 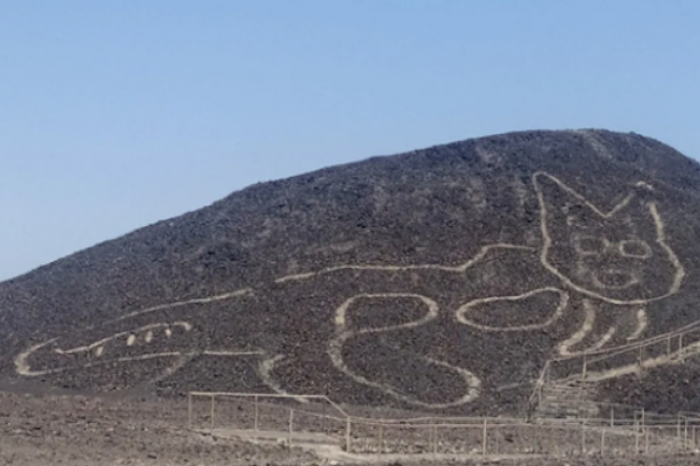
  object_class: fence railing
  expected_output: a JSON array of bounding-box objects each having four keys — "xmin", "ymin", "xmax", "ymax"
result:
[
  {"xmin": 550, "ymin": 321, "xmax": 700, "ymax": 382},
  {"xmin": 343, "ymin": 418, "xmax": 700, "ymax": 456},
  {"xmin": 187, "ymin": 391, "xmax": 700, "ymax": 457},
  {"xmin": 187, "ymin": 392, "xmax": 349, "ymax": 448},
  {"xmin": 527, "ymin": 321, "xmax": 700, "ymax": 416},
  {"xmin": 184, "ymin": 317, "xmax": 700, "ymax": 457}
]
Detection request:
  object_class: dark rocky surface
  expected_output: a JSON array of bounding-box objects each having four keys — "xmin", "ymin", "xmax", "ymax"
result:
[{"xmin": 2, "ymin": 129, "xmax": 700, "ymax": 416}]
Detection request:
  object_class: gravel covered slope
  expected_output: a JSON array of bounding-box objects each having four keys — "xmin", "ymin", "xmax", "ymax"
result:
[{"xmin": 1, "ymin": 129, "xmax": 700, "ymax": 415}]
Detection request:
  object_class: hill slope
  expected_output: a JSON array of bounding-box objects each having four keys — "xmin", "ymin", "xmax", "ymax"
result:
[{"xmin": 2, "ymin": 129, "xmax": 700, "ymax": 415}]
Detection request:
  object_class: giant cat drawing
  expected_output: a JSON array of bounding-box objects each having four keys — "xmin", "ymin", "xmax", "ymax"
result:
[{"xmin": 15, "ymin": 172, "xmax": 687, "ymax": 409}]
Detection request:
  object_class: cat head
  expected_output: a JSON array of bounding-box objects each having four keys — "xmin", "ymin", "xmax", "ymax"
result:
[{"xmin": 533, "ymin": 172, "xmax": 685, "ymax": 304}]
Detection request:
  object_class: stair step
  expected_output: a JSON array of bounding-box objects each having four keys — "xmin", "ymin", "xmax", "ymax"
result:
[{"xmin": 533, "ymin": 379, "xmax": 599, "ymax": 420}]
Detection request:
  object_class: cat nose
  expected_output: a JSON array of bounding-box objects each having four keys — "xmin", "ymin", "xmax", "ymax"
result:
[{"xmin": 592, "ymin": 270, "xmax": 639, "ymax": 289}]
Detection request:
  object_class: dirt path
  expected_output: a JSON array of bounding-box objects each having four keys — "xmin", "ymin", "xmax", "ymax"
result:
[
  {"xmin": 1, "ymin": 388, "xmax": 699, "ymax": 465},
  {"xmin": 0, "ymin": 390, "xmax": 315, "ymax": 466}
]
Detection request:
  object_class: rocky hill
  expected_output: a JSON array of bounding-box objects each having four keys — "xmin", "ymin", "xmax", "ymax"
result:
[{"xmin": 2, "ymin": 129, "xmax": 700, "ymax": 416}]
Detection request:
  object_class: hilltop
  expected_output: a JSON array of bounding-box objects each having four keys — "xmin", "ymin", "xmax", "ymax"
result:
[{"xmin": 2, "ymin": 129, "xmax": 700, "ymax": 416}]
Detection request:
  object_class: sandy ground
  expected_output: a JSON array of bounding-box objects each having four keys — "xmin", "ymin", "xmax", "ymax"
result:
[
  {"xmin": 0, "ymin": 390, "xmax": 316, "ymax": 466},
  {"xmin": 1, "ymin": 388, "xmax": 699, "ymax": 466}
]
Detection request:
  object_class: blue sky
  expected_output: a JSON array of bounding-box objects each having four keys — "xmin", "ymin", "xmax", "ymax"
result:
[{"xmin": 1, "ymin": 1, "xmax": 699, "ymax": 281}]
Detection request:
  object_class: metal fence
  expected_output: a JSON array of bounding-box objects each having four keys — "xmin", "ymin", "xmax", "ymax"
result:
[
  {"xmin": 541, "ymin": 321, "xmax": 700, "ymax": 386},
  {"xmin": 187, "ymin": 392, "xmax": 349, "ymax": 448},
  {"xmin": 186, "ymin": 391, "xmax": 700, "ymax": 457},
  {"xmin": 525, "ymin": 322, "xmax": 700, "ymax": 420}
]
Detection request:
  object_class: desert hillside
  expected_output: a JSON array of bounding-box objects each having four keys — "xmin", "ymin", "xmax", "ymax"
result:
[{"xmin": 2, "ymin": 129, "xmax": 700, "ymax": 416}]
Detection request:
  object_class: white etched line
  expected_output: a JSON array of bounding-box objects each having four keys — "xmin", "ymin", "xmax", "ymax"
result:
[
  {"xmin": 328, "ymin": 293, "xmax": 481, "ymax": 408},
  {"xmin": 258, "ymin": 354, "xmax": 310, "ymax": 403},
  {"xmin": 580, "ymin": 326, "xmax": 616, "ymax": 353},
  {"xmin": 558, "ymin": 299, "xmax": 596, "ymax": 357},
  {"xmin": 16, "ymin": 349, "xmax": 184, "ymax": 376},
  {"xmin": 576, "ymin": 340, "xmax": 700, "ymax": 383},
  {"xmin": 54, "ymin": 322, "xmax": 192, "ymax": 355},
  {"xmin": 534, "ymin": 171, "xmax": 685, "ymax": 305},
  {"xmin": 455, "ymin": 287, "xmax": 568, "ymax": 331},
  {"xmin": 275, "ymin": 244, "xmax": 535, "ymax": 284},
  {"xmin": 649, "ymin": 203, "xmax": 686, "ymax": 293},
  {"xmin": 115, "ymin": 287, "xmax": 254, "ymax": 322},
  {"xmin": 627, "ymin": 308, "xmax": 648, "ymax": 341},
  {"xmin": 334, "ymin": 293, "xmax": 439, "ymax": 330},
  {"xmin": 202, "ymin": 350, "xmax": 265, "ymax": 356}
]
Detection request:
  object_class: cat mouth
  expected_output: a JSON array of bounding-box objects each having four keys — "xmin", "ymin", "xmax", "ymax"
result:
[{"xmin": 591, "ymin": 270, "xmax": 639, "ymax": 290}]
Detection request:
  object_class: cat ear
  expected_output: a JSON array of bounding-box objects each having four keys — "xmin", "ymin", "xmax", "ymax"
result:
[
  {"xmin": 533, "ymin": 172, "xmax": 599, "ymax": 228},
  {"xmin": 533, "ymin": 172, "xmax": 647, "ymax": 225}
]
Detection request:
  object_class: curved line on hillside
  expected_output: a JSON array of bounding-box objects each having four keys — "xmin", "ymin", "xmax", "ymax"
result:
[
  {"xmin": 626, "ymin": 308, "xmax": 648, "ymax": 341},
  {"xmin": 455, "ymin": 287, "xmax": 569, "ymax": 332},
  {"xmin": 534, "ymin": 170, "xmax": 685, "ymax": 305},
  {"xmin": 328, "ymin": 293, "xmax": 481, "ymax": 408},
  {"xmin": 275, "ymin": 244, "xmax": 535, "ymax": 284},
  {"xmin": 557, "ymin": 300, "xmax": 596, "ymax": 357}
]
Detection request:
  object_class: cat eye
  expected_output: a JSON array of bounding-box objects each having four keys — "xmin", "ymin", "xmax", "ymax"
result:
[
  {"xmin": 572, "ymin": 235, "xmax": 608, "ymax": 256},
  {"xmin": 618, "ymin": 240, "xmax": 652, "ymax": 259}
]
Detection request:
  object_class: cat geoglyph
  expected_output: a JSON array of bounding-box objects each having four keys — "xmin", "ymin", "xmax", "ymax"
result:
[{"xmin": 15, "ymin": 172, "xmax": 689, "ymax": 408}]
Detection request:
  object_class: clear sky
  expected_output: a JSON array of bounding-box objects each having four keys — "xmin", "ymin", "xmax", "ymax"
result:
[{"xmin": 1, "ymin": 1, "xmax": 699, "ymax": 281}]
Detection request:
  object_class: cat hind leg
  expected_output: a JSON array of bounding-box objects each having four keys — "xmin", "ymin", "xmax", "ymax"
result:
[{"xmin": 328, "ymin": 293, "xmax": 481, "ymax": 409}]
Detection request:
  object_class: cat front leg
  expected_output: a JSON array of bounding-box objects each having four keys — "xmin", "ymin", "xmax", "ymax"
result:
[
  {"xmin": 557, "ymin": 299, "xmax": 603, "ymax": 356},
  {"xmin": 625, "ymin": 307, "xmax": 648, "ymax": 342},
  {"xmin": 557, "ymin": 299, "xmax": 647, "ymax": 358}
]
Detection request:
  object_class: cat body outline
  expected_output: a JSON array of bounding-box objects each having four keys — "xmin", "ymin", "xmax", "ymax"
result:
[{"xmin": 14, "ymin": 171, "xmax": 687, "ymax": 408}]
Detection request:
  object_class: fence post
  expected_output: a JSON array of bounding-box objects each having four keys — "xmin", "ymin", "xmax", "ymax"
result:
[
  {"xmin": 580, "ymin": 355, "xmax": 587, "ymax": 399},
  {"xmin": 187, "ymin": 393, "xmax": 193, "ymax": 430},
  {"xmin": 600, "ymin": 428, "xmax": 605, "ymax": 457},
  {"xmin": 345, "ymin": 417, "xmax": 352, "ymax": 452},
  {"xmin": 634, "ymin": 419, "xmax": 640, "ymax": 452},
  {"xmin": 378, "ymin": 423, "xmax": 384, "ymax": 455},
  {"xmin": 679, "ymin": 334, "xmax": 685, "ymax": 362},
  {"xmin": 540, "ymin": 362, "xmax": 549, "ymax": 405},
  {"xmin": 288, "ymin": 408, "xmax": 294, "ymax": 448},
  {"xmin": 581, "ymin": 422, "xmax": 586, "ymax": 455},
  {"xmin": 210, "ymin": 395, "xmax": 215, "ymax": 430},
  {"xmin": 254, "ymin": 395, "xmax": 259, "ymax": 433},
  {"xmin": 482, "ymin": 418, "xmax": 488, "ymax": 456},
  {"xmin": 427, "ymin": 419, "xmax": 433, "ymax": 455},
  {"xmin": 610, "ymin": 406, "xmax": 614, "ymax": 427},
  {"xmin": 322, "ymin": 402, "xmax": 327, "ymax": 435},
  {"xmin": 432, "ymin": 423, "xmax": 438, "ymax": 456},
  {"xmin": 644, "ymin": 428, "xmax": 649, "ymax": 453},
  {"xmin": 494, "ymin": 424, "xmax": 499, "ymax": 455},
  {"xmin": 685, "ymin": 418, "xmax": 689, "ymax": 450}
]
